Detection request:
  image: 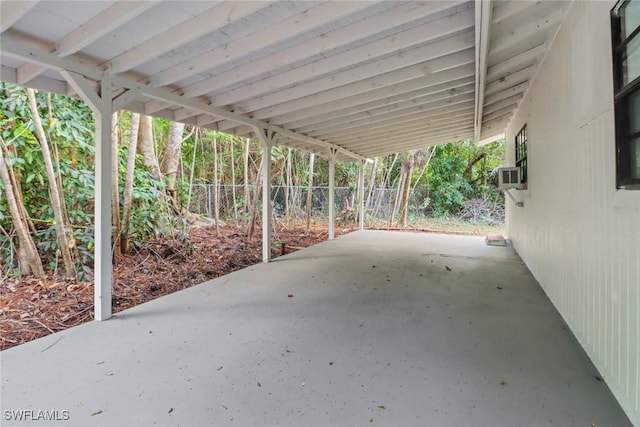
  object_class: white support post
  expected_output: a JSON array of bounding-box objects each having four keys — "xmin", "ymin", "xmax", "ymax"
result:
[
  {"xmin": 328, "ymin": 148, "xmax": 337, "ymax": 240},
  {"xmin": 262, "ymin": 141, "xmax": 272, "ymax": 262},
  {"xmin": 358, "ymin": 159, "xmax": 365, "ymax": 231},
  {"xmin": 252, "ymin": 127, "xmax": 276, "ymax": 262},
  {"xmin": 62, "ymin": 70, "xmax": 114, "ymax": 321}
]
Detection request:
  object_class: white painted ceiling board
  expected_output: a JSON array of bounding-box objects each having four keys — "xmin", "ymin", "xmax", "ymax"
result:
[{"xmin": 0, "ymin": 0, "xmax": 570, "ymax": 160}]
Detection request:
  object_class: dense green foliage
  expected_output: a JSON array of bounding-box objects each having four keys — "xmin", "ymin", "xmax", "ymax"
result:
[
  {"xmin": 424, "ymin": 140, "xmax": 503, "ymax": 215},
  {"xmin": 1, "ymin": 86, "xmax": 170, "ymax": 277},
  {"xmin": 1, "ymin": 84, "xmax": 504, "ymax": 277}
]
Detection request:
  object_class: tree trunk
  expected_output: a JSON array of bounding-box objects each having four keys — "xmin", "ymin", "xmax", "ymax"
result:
[
  {"xmin": 0, "ymin": 137, "xmax": 44, "ymax": 277},
  {"xmin": 4, "ymin": 139, "xmax": 37, "ymax": 234},
  {"xmin": 230, "ymin": 137, "xmax": 238, "ymax": 222},
  {"xmin": 212, "ymin": 132, "xmax": 221, "ymax": 236},
  {"xmin": 162, "ymin": 121, "xmax": 185, "ymax": 203},
  {"xmin": 285, "ymin": 147, "xmax": 292, "ymax": 224},
  {"xmin": 389, "ymin": 172, "xmax": 404, "ymax": 229},
  {"xmin": 373, "ymin": 153, "xmax": 398, "ymax": 219},
  {"xmin": 48, "ymin": 97, "xmax": 70, "ymax": 233},
  {"xmin": 398, "ymin": 152, "xmax": 415, "ymax": 227},
  {"xmin": 26, "ymin": 88, "xmax": 75, "ymax": 278},
  {"xmin": 365, "ymin": 157, "xmax": 378, "ymax": 209},
  {"xmin": 111, "ymin": 112, "xmax": 122, "ymax": 259},
  {"xmin": 411, "ymin": 148, "xmax": 434, "ymax": 192},
  {"xmin": 120, "ymin": 112, "xmax": 140, "ymax": 255},
  {"xmin": 138, "ymin": 115, "xmax": 162, "ymax": 181},
  {"xmin": 185, "ymin": 128, "xmax": 199, "ymax": 213},
  {"xmin": 243, "ymin": 138, "xmax": 250, "ymax": 215},
  {"xmin": 306, "ymin": 152, "xmax": 315, "ymax": 231},
  {"xmin": 248, "ymin": 160, "xmax": 263, "ymax": 239}
]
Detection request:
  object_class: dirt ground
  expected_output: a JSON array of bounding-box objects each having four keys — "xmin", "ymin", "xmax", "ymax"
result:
[{"xmin": 0, "ymin": 223, "xmax": 356, "ymax": 351}]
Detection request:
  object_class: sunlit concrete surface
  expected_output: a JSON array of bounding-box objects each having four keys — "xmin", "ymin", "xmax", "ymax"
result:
[{"xmin": 1, "ymin": 231, "xmax": 632, "ymax": 427}]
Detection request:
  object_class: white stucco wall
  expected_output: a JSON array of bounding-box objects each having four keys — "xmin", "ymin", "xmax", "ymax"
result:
[{"xmin": 504, "ymin": 1, "xmax": 640, "ymax": 425}]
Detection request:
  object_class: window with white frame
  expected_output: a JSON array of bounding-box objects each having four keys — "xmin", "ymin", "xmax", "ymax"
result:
[
  {"xmin": 515, "ymin": 124, "xmax": 528, "ymax": 186},
  {"xmin": 611, "ymin": 0, "xmax": 640, "ymax": 189}
]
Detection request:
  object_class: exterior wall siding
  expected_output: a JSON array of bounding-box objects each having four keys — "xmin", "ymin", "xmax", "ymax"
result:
[{"xmin": 504, "ymin": 1, "xmax": 640, "ymax": 425}]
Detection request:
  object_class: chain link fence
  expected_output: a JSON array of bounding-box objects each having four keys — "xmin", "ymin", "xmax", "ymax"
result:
[{"xmin": 187, "ymin": 184, "xmax": 434, "ymax": 222}]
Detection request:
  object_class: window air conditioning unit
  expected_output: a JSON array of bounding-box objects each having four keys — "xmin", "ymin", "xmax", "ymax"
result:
[{"xmin": 498, "ymin": 167, "xmax": 523, "ymax": 190}]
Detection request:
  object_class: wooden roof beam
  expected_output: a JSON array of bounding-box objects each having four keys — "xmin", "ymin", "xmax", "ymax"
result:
[{"xmin": 474, "ymin": 0, "xmax": 492, "ymax": 144}]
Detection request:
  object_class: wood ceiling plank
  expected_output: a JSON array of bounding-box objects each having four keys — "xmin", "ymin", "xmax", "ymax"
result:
[
  {"xmin": 57, "ymin": 1, "xmax": 159, "ymax": 57},
  {"xmin": 108, "ymin": 2, "xmax": 268, "ymax": 73},
  {"xmin": 234, "ymin": 39, "xmax": 475, "ymax": 115},
  {"xmin": 305, "ymin": 92, "xmax": 475, "ymax": 137},
  {"xmin": 213, "ymin": 9, "xmax": 475, "ymax": 107},
  {"xmin": 337, "ymin": 115, "xmax": 475, "ymax": 146},
  {"xmin": 281, "ymin": 76, "xmax": 475, "ymax": 131},
  {"xmin": 153, "ymin": 1, "xmax": 376, "ymax": 88},
  {"xmin": 0, "ymin": 0, "xmax": 39, "ymax": 32},
  {"xmin": 295, "ymin": 83, "xmax": 476, "ymax": 135},
  {"xmin": 317, "ymin": 102, "xmax": 475, "ymax": 140},
  {"xmin": 253, "ymin": 59, "xmax": 476, "ymax": 121},
  {"xmin": 269, "ymin": 67, "xmax": 476, "ymax": 125},
  {"xmin": 179, "ymin": 1, "xmax": 469, "ymax": 97}
]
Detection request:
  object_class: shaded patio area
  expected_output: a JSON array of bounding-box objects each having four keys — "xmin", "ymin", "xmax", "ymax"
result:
[{"xmin": 0, "ymin": 231, "xmax": 631, "ymax": 427}]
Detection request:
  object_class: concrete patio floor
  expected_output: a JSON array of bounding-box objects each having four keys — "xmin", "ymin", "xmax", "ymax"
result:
[{"xmin": 0, "ymin": 231, "xmax": 632, "ymax": 427}]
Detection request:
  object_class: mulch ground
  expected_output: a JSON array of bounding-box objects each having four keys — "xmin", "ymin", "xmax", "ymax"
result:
[{"xmin": 0, "ymin": 223, "xmax": 355, "ymax": 351}]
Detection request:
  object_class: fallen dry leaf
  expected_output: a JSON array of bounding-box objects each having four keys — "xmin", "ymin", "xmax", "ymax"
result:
[{"xmin": 445, "ymin": 265, "xmax": 452, "ymax": 271}]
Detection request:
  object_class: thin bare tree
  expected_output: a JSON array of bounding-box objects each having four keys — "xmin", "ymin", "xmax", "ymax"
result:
[
  {"xmin": 0, "ymin": 137, "xmax": 44, "ymax": 277},
  {"xmin": 26, "ymin": 88, "xmax": 74, "ymax": 278},
  {"xmin": 111, "ymin": 112, "xmax": 121, "ymax": 259},
  {"xmin": 398, "ymin": 150, "xmax": 417, "ymax": 227},
  {"xmin": 230, "ymin": 136, "xmax": 238, "ymax": 222},
  {"xmin": 138, "ymin": 114, "xmax": 162, "ymax": 181},
  {"xmin": 365, "ymin": 157, "xmax": 378, "ymax": 210},
  {"xmin": 373, "ymin": 153, "xmax": 398, "ymax": 220},
  {"xmin": 306, "ymin": 152, "xmax": 315, "ymax": 231},
  {"xmin": 120, "ymin": 112, "xmax": 141, "ymax": 255},
  {"xmin": 248, "ymin": 159, "xmax": 263, "ymax": 239},
  {"xmin": 243, "ymin": 137, "xmax": 250, "ymax": 215},
  {"xmin": 162, "ymin": 121, "xmax": 186, "ymax": 204},
  {"xmin": 212, "ymin": 132, "xmax": 221, "ymax": 236},
  {"xmin": 285, "ymin": 147, "xmax": 292, "ymax": 224}
]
